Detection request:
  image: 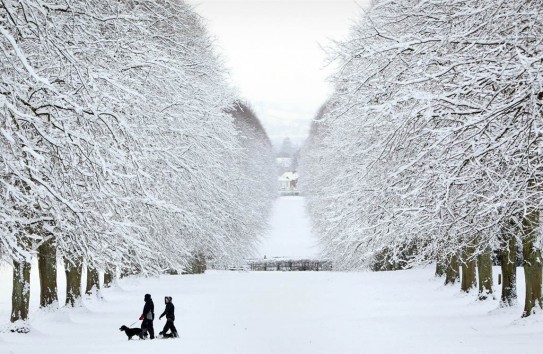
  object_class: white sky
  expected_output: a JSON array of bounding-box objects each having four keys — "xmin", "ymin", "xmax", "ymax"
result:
[{"xmin": 186, "ymin": 0, "xmax": 371, "ymax": 147}]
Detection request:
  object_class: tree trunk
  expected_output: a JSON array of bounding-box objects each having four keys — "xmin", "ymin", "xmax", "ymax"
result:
[
  {"xmin": 65, "ymin": 258, "xmax": 83, "ymax": 307},
  {"xmin": 445, "ymin": 254, "xmax": 460, "ymax": 285},
  {"xmin": 11, "ymin": 259, "xmax": 31, "ymax": 323},
  {"xmin": 435, "ymin": 256, "xmax": 446, "ymax": 277},
  {"xmin": 477, "ymin": 246, "xmax": 493, "ymax": 300},
  {"xmin": 522, "ymin": 208, "xmax": 543, "ymax": 317},
  {"xmin": 461, "ymin": 247, "xmax": 477, "ymax": 292},
  {"xmin": 120, "ymin": 268, "xmax": 129, "ymax": 279},
  {"xmin": 38, "ymin": 238, "xmax": 58, "ymax": 307},
  {"xmin": 499, "ymin": 232, "xmax": 517, "ymax": 307},
  {"xmin": 103, "ymin": 271, "xmax": 114, "ymax": 288},
  {"xmin": 85, "ymin": 266, "xmax": 100, "ymax": 296},
  {"xmin": 187, "ymin": 252, "xmax": 207, "ymax": 274}
]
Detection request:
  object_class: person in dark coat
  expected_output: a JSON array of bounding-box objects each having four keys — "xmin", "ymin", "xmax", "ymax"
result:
[
  {"xmin": 159, "ymin": 296, "xmax": 178, "ymax": 338},
  {"xmin": 139, "ymin": 293, "xmax": 155, "ymax": 339}
]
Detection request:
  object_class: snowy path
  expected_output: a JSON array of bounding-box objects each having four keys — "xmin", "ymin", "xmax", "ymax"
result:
[
  {"xmin": 1, "ymin": 267, "xmax": 543, "ymax": 354},
  {"xmin": 257, "ymin": 196, "xmax": 320, "ymax": 259},
  {"xmin": 1, "ymin": 197, "xmax": 542, "ymax": 353}
]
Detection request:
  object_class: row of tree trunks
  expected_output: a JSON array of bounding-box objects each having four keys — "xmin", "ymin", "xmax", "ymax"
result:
[
  {"xmin": 521, "ymin": 208, "xmax": 543, "ymax": 317},
  {"xmin": 435, "ymin": 212, "xmax": 543, "ymax": 317},
  {"xmin": 439, "ymin": 208, "xmax": 542, "ymax": 316},
  {"xmin": 11, "ymin": 255, "xmax": 117, "ymax": 323},
  {"xmin": 441, "ymin": 249, "xmax": 494, "ymax": 300}
]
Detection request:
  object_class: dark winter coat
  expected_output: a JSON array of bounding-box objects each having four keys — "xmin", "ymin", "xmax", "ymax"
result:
[
  {"xmin": 160, "ymin": 302, "xmax": 175, "ymax": 321},
  {"xmin": 142, "ymin": 295, "xmax": 155, "ymax": 321}
]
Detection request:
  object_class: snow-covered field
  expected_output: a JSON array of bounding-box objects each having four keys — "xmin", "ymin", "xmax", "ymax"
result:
[
  {"xmin": 1, "ymin": 265, "xmax": 543, "ymax": 354},
  {"xmin": 1, "ymin": 197, "xmax": 542, "ymax": 353},
  {"xmin": 257, "ymin": 196, "xmax": 320, "ymax": 259}
]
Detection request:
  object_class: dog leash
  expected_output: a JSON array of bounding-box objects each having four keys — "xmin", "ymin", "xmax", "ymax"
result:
[{"xmin": 128, "ymin": 319, "xmax": 139, "ymax": 327}]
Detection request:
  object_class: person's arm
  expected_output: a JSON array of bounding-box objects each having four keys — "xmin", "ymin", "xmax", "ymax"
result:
[
  {"xmin": 140, "ymin": 303, "xmax": 148, "ymax": 320},
  {"xmin": 159, "ymin": 307, "xmax": 167, "ymax": 319}
]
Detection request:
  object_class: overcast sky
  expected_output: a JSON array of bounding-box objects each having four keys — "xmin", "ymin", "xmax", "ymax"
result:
[{"xmin": 186, "ymin": 0, "xmax": 371, "ymax": 147}]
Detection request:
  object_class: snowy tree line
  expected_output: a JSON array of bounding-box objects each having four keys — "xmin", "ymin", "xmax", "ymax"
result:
[
  {"xmin": 300, "ymin": 0, "xmax": 543, "ymax": 317},
  {"xmin": 1, "ymin": 0, "xmax": 275, "ymax": 326}
]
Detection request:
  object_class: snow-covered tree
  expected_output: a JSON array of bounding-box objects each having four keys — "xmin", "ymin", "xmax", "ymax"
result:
[
  {"xmin": 223, "ymin": 101, "xmax": 276, "ymax": 265},
  {"xmin": 1, "ymin": 0, "xmax": 275, "ymax": 327},
  {"xmin": 301, "ymin": 0, "xmax": 543, "ymax": 316}
]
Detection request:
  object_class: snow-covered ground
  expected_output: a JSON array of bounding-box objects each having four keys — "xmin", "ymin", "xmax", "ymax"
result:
[
  {"xmin": 1, "ymin": 197, "xmax": 542, "ymax": 353},
  {"xmin": 257, "ymin": 196, "xmax": 320, "ymax": 259},
  {"xmin": 1, "ymin": 264, "xmax": 543, "ymax": 354}
]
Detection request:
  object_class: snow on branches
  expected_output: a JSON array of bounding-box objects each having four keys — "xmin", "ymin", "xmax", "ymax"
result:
[
  {"xmin": 1, "ymin": 0, "xmax": 275, "ymax": 322},
  {"xmin": 301, "ymin": 0, "xmax": 543, "ymax": 313}
]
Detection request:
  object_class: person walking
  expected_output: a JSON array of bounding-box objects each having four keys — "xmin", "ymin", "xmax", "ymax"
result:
[
  {"xmin": 159, "ymin": 296, "xmax": 178, "ymax": 338},
  {"xmin": 139, "ymin": 293, "xmax": 155, "ymax": 339}
]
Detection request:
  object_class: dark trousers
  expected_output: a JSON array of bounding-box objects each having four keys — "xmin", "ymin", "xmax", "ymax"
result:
[
  {"xmin": 162, "ymin": 320, "xmax": 177, "ymax": 336},
  {"xmin": 141, "ymin": 319, "xmax": 155, "ymax": 339}
]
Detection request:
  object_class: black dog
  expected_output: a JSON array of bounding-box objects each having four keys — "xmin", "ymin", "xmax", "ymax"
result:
[{"xmin": 119, "ymin": 325, "xmax": 145, "ymax": 340}]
